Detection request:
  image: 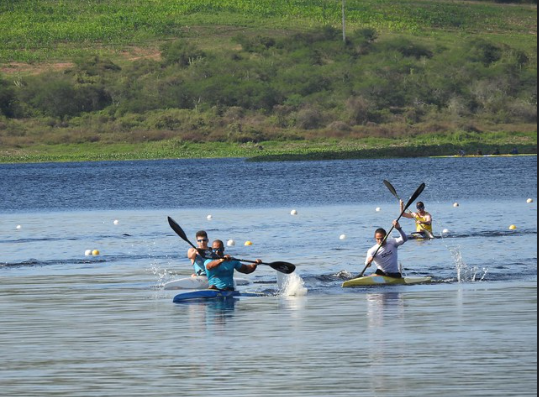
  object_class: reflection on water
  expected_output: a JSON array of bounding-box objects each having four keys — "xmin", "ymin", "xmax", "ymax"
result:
[
  {"xmin": 182, "ymin": 298, "xmax": 238, "ymax": 332},
  {"xmin": 366, "ymin": 292, "xmax": 408, "ymax": 394}
]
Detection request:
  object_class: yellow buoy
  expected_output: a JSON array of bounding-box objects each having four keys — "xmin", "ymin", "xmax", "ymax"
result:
[
  {"xmin": 244, "ymin": 241, "xmax": 253, "ymax": 246},
  {"xmin": 92, "ymin": 249, "xmax": 100, "ymax": 256},
  {"xmin": 509, "ymin": 225, "xmax": 517, "ymax": 231}
]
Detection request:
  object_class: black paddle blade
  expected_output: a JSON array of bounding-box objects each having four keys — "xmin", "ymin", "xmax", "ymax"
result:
[
  {"xmin": 404, "ymin": 183, "xmax": 426, "ymax": 211},
  {"xmin": 167, "ymin": 217, "xmax": 196, "ymax": 249},
  {"xmin": 268, "ymin": 262, "xmax": 296, "ymax": 274},
  {"xmin": 383, "ymin": 180, "xmax": 400, "ymax": 201}
]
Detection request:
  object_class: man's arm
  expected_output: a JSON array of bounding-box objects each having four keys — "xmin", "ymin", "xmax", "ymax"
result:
[
  {"xmin": 205, "ymin": 257, "xmax": 227, "ymax": 270},
  {"xmin": 418, "ymin": 213, "xmax": 432, "ymax": 226},
  {"xmin": 187, "ymin": 248, "xmax": 197, "ymax": 261},
  {"xmin": 400, "ymin": 200, "xmax": 415, "ymax": 219},
  {"xmin": 394, "ymin": 221, "xmax": 408, "ymax": 244},
  {"xmin": 238, "ymin": 264, "xmax": 258, "ymax": 275},
  {"xmin": 238, "ymin": 259, "xmax": 261, "ymax": 275}
]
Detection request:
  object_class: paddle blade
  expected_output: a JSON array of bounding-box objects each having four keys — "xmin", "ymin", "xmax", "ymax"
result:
[
  {"xmin": 403, "ymin": 183, "xmax": 426, "ymax": 212},
  {"xmin": 383, "ymin": 180, "xmax": 400, "ymax": 201},
  {"xmin": 268, "ymin": 262, "xmax": 296, "ymax": 274},
  {"xmin": 167, "ymin": 217, "xmax": 196, "ymax": 249}
]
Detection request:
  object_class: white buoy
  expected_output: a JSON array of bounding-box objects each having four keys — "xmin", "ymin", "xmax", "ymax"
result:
[
  {"xmin": 227, "ymin": 239, "xmax": 236, "ymax": 247},
  {"xmin": 207, "ymin": 215, "xmax": 213, "ymax": 221},
  {"xmin": 340, "ymin": 234, "xmax": 347, "ymax": 241},
  {"xmin": 453, "ymin": 203, "xmax": 460, "ymax": 208},
  {"xmin": 376, "ymin": 207, "xmax": 381, "ymax": 212},
  {"xmin": 442, "ymin": 229, "xmax": 450, "ymax": 236},
  {"xmin": 291, "ymin": 210, "xmax": 298, "ymax": 216},
  {"xmin": 113, "ymin": 220, "xmax": 120, "ymax": 226},
  {"xmin": 527, "ymin": 198, "xmax": 534, "ymax": 204},
  {"xmin": 85, "ymin": 250, "xmax": 92, "ymax": 257},
  {"xmin": 16, "ymin": 225, "xmax": 22, "ymax": 230}
]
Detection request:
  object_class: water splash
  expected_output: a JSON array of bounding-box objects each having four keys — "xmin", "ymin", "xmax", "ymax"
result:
[
  {"xmin": 450, "ymin": 247, "xmax": 488, "ymax": 283},
  {"xmin": 277, "ymin": 272, "xmax": 308, "ymax": 297}
]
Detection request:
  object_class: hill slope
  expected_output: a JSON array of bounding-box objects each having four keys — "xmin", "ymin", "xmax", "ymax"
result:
[{"xmin": 0, "ymin": 0, "xmax": 537, "ymax": 162}]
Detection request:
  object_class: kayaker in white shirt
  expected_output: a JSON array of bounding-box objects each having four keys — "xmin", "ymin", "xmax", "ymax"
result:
[{"xmin": 365, "ymin": 220, "xmax": 408, "ymax": 279}]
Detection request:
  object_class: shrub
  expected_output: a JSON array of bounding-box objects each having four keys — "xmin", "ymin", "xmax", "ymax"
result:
[
  {"xmin": 0, "ymin": 76, "xmax": 17, "ymax": 118},
  {"xmin": 380, "ymin": 37, "xmax": 434, "ymax": 59},
  {"xmin": 234, "ymin": 34, "xmax": 277, "ymax": 53},
  {"xmin": 161, "ymin": 40, "xmax": 206, "ymax": 67},
  {"xmin": 468, "ymin": 39, "xmax": 503, "ymax": 66},
  {"xmin": 296, "ymin": 106, "xmax": 324, "ymax": 130}
]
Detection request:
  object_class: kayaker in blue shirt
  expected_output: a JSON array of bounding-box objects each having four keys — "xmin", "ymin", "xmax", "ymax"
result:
[
  {"xmin": 204, "ymin": 240, "xmax": 260, "ymax": 291},
  {"xmin": 187, "ymin": 231, "xmax": 212, "ymax": 276}
]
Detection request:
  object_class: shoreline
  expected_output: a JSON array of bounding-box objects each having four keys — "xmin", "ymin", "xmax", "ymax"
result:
[{"xmin": 0, "ymin": 140, "xmax": 536, "ymax": 164}]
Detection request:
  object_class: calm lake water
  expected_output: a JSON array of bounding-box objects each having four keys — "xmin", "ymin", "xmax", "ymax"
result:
[{"xmin": 0, "ymin": 156, "xmax": 537, "ymax": 396}]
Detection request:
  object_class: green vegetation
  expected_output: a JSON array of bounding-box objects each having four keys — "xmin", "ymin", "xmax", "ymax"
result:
[
  {"xmin": 0, "ymin": 0, "xmax": 537, "ymax": 163},
  {"xmin": 1, "ymin": 0, "xmax": 536, "ymax": 63},
  {"xmin": 0, "ymin": 131, "xmax": 535, "ymax": 164}
]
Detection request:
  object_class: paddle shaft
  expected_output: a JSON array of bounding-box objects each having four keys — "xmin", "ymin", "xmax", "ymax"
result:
[
  {"xmin": 358, "ymin": 183, "xmax": 426, "ymax": 277},
  {"xmin": 168, "ymin": 217, "xmax": 296, "ymax": 274}
]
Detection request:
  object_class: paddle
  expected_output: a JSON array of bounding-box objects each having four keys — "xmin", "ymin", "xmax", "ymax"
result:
[
  {"xmin": 167, "ymin": 216, "xmax": 198, "ymax": 251},
  {"xmin": 167, "ymin": 216, "xmax": 297, "ymax": 274},
  {"xmin": 384, "ymin": 180, "xmax": 433, "ymax": 238},
  {"xmin": 357, "ymin": 182, "xmax": 426, "ymax": 278},
  {"xmin": 231, "ymin": 258, "xmax": 296, "ymax": 275}
]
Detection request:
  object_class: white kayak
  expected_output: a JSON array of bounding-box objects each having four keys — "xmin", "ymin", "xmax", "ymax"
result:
[{"xmin": 163, "ymin": 276, "xmax": 252, "ymax": 290}]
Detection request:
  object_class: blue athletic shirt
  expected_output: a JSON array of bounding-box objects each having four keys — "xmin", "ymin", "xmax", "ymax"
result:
[
  {"xmin": 193, "ymin": 249, "xmax": 212, "ymax": 276},
  {"xmin": 204, "ymin": 259, "xmax": 243, "ymax": 290},
  {"xmin": 193, "ymin": 255, "xmax": 207, "ymax": 276}
]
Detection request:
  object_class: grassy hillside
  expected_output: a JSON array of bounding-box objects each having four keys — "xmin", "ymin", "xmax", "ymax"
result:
[
  {"xmin": 0, "ymin": 0, "xmax": 537, "ymax": 162},
  {"xmin": 1, "ymin": 0, "xmax": 536, "ymax": 63}
]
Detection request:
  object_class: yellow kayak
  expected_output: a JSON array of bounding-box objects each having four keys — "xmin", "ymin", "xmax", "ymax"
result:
[{"xmin": 342, "ymin": 276, "xmax": 432, "ymax": 288}]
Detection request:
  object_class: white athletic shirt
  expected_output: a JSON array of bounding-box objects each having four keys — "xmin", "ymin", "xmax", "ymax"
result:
[{"xmin": 366, "ymin": 229, "xmax": 408, "ymax": 274}]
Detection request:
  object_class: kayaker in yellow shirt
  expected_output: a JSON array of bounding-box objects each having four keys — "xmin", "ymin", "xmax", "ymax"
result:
[{"xmin": 400, "ymin": 201, "xmax": 434, "ymax": 239}]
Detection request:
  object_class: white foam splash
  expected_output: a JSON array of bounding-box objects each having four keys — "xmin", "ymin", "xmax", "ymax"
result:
[
  {"xmin": 450, "ymin": 247, "xmax": 488, "ymax": 283},
  {"xmin": 277, "ymin": 272, "xmax": 308, "ymax": 297}
]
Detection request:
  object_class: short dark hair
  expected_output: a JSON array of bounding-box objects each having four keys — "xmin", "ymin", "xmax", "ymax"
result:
[
  {"xmin": 196, "ymin": 231, "xmax": 208, "ymax": 239},
  {"xmin": 213, "ymin": 240, "xmax": 225, "ymax": 248},
  {"xmin": 416, "ymin": 202, "xmax": 425, "ymax": 209},
  {"xmin": 375, "ymin": 228, "xmax": 387, "ymax": 237}
]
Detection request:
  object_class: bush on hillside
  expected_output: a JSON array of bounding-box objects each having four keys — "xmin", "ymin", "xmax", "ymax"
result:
[
  {"xmin": 0, "ymin": 76, "xmax": 17, "ymax": 118},
  {"xmin": 161, "ymin": 41, "xmax": 206, "ymax": 67}
]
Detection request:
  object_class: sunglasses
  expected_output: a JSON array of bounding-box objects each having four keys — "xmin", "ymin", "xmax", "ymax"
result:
[{"xmin": 197, "ymin": 239, "xmax": 209, "ymax": 243}]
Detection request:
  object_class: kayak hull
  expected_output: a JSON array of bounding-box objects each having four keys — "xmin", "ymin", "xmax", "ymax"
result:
[
  {"xmin": 173, "ymin": 290, "xmax": 264, "ymax": 303},
  {"xmin": 164, "ymin": 276, "xmax": 251, "ymax": 290},
  {"xmin": 342, "ymin": 276, "xmax": 432, "ymax": 288},
  {"xmin": 410, "ymin": 231, "xmax": 435, "ymax": 240}
]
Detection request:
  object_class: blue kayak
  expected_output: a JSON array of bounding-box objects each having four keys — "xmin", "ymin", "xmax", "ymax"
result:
[{"xmin": 173, "ymin": 290, "xmax": 264, "ymax": 303}]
